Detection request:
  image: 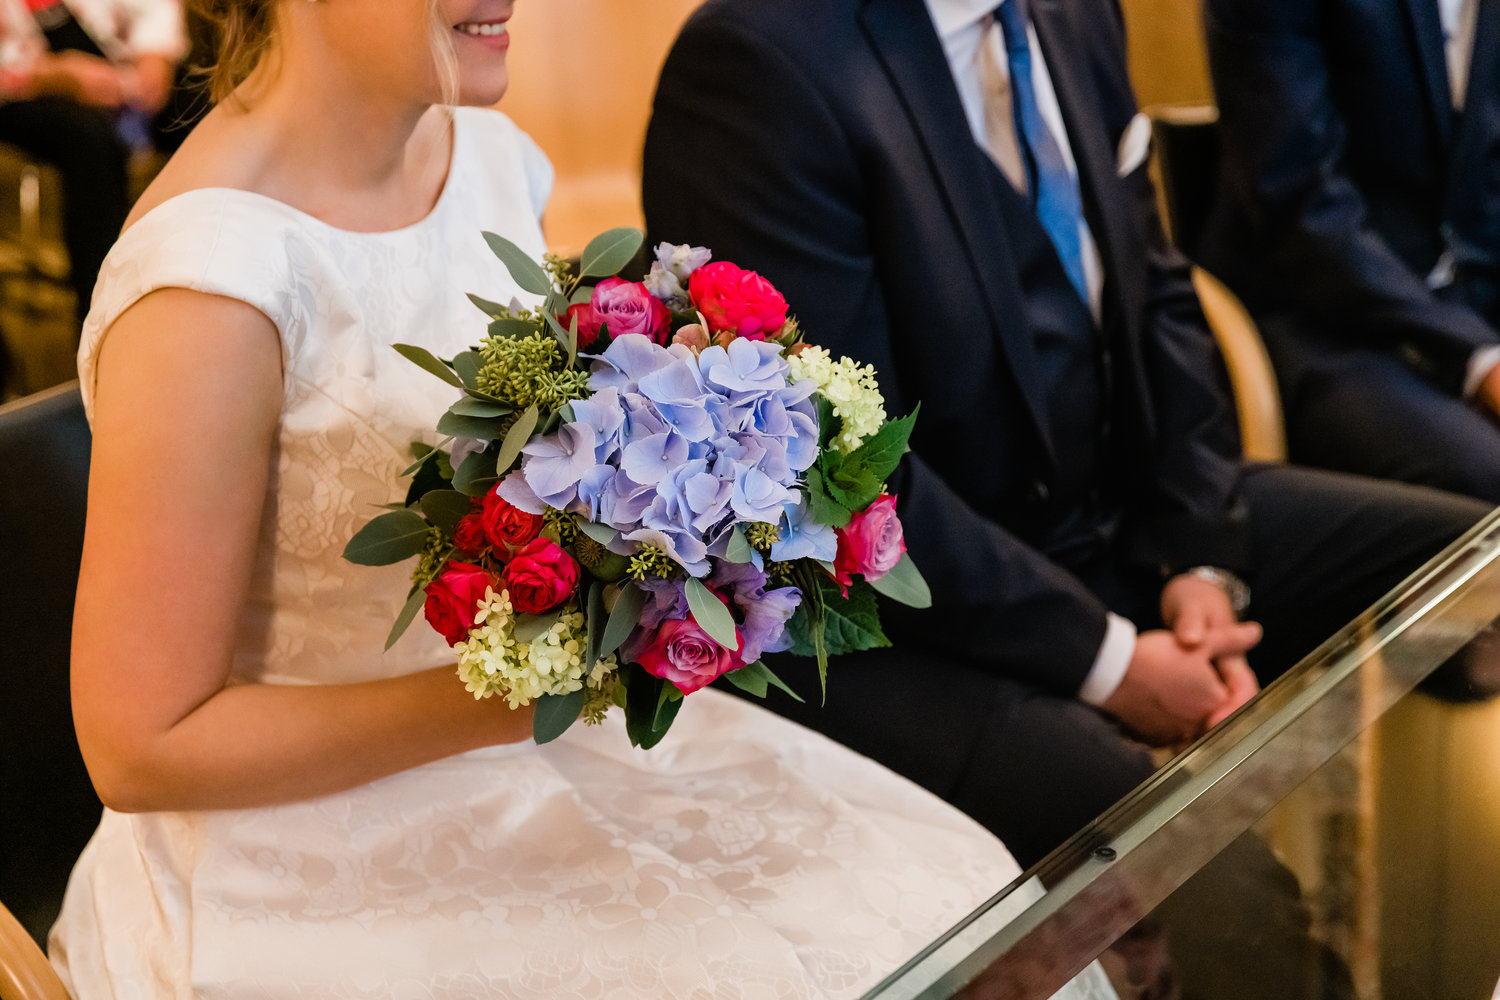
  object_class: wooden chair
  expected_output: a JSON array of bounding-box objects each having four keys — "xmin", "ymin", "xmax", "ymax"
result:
[
  {"xmin": 0, "ymin": 381, "xmax": 98, "ymax": 976},
  {"xmin": 0, "ymin": 900, "xmax": 69, "ymax": 1000},
  {"xmin": 1146, "ymin": 102, "xmax": 1288, "ymax": 463}
]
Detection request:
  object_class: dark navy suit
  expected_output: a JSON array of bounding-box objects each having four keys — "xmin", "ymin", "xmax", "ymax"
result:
[
  {"xmin": 1203, "ymin": 0, "xmax": 1500, "ymax": 501},
  {"xmin": 644, "ymin": 0, "xmax": 1489, "ymax": 994}
]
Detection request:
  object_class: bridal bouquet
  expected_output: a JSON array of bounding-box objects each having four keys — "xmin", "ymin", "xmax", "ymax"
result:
[{"xmin": 345, "ymin": 227, "xmax": 929, "ymax": 748}]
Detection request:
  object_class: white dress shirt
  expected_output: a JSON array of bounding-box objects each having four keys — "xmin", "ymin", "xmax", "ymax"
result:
[{"xmin": 924, "ymin": 0, "xmax": 1135, "ymax": 705}]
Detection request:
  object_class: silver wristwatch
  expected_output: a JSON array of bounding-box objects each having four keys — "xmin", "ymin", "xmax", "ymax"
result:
[{"xmin": 1182, "ymin": 565, "xmax": 1251, "ymax": 616}]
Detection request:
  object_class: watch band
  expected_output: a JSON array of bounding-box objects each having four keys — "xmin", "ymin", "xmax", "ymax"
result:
[{"xmin": 1182, "ymin": 565, "xmax": 1252, "ymax": 616}]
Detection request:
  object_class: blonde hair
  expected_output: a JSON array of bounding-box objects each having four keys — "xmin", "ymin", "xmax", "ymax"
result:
[{"xmin": 189, "ymin": 0, "xmax": 462, "ymax": 106}]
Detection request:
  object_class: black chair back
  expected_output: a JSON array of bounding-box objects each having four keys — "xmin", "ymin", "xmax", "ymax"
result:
[
  {"xmin": 1148, "ymin": 103, "xmax": 1222, "ymax": 262},
  {"xmin": 0, "ymin": 381, "xmax": 100, "ymax": 945}
]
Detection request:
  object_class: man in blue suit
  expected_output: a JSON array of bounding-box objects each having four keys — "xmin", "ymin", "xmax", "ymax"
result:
[
  {"xmin": 644, "ymin": 1, "xmax": 1491, "ymax": 993},
  {"xmin": 1202, "ymin": 0, "xmax": 1500, "ymax": 502}
]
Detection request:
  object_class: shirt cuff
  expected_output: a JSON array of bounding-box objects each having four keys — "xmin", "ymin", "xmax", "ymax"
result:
[
  {"xmin": 1078, "ymin": 612, "xmax": 1137, "ymax": 707},
  {"xmin": 1463, "ymin": 345, "xmax": 1500, "ymax": 399}
]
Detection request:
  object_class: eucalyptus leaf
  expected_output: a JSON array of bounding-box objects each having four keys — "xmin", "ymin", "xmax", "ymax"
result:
[
  {"xmin": 449, "ymin": 397, "xmax": 511, "ymax": 418},
  {"xmin": 452, "ymin": 447, "xmax": 498, "ymax": 497},
  {"xmin": 600, "ymin": 581, "xmax": 647, "ymax": 660},
  {"xmin": 419, "ymin": 489, "xmax": 473, "ymax": 534},
  {"xmin": 467, "ymin": 292, "xmax": 508, "ymax": 317},
  {"xmin": 867, "ymin": 552, "xmax": 932, "ymax": 609},
  {"xmin": 488, "ymin": 316, "xmax": 538, "ymax": 340},
  {"xmin": 404, "ymin": 449, "xmax": 453, "ymax": 507},
  {"xmin": 436, "ymin": 410, "xmax": 510, "ymax": 441},
  {"xmin": 586, "ymin": 581, "xmax": 605, "ymax": 670},
  {"xmin": 570, "ymin": 284, "xmax": 594, "ymax": 305},
  {"xmin": 451, "ymin": 351, "xmax": 486, "ymax": 391},
  {"xmin": 724, "ymin": 526, "xmax": 754, "ymax": 564},
  {"xmin": 384, "ymin": 587, "xmax": 426, "ymax": 651},
  {"xmin": 400, "ymin": 439, "xmax": 453, "ymax": 478},
  {"xmin": 482, "ymin": 230, "xmax": 552, "ymax": 295},
  {"xmin": 494, "ymin": 402, "xmax": 540, "ymax": 477},
  {"xmin": 513, "ymin": 609, "xmax": 563, "ymax": 644},
  {"xmin": 685, "ymin": 576, "xmax": 739, "ymax": 651},
  {"xmin": 393, "ymin": 343, "xmax": 463, "ymax": 388},
  {"xmin": 532, "ymin": 689, "xmax": 585, "ymax": 744},
  {"xmin": 343, "ymin": 509, "xmax": 430, "ymax": 565},
  {"xmin": 579, "ymin": 227, "xmax": 645, "ymax": 279},
  {"xmin": 576, "ymin": 519, "xmax": 615, "ymax": 546}
]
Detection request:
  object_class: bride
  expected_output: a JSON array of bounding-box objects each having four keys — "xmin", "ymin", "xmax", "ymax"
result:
[{"xmin": 50, "ymin": 0, "xmax": 1115, "ymax": 996}]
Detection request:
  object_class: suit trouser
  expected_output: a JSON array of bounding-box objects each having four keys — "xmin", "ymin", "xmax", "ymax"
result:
[{"xmin": 749, "ymin": 464, "xmax": 1492, "ymax": 999}]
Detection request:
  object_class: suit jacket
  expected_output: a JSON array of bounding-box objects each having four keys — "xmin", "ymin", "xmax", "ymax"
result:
[
  {"xmin": 642, "ymin": 0, "xmax": 1246, "ymax": 695},
  {"xmin": 1201, "ymin": 0, "xmax": 1500, "ymax": 395}
]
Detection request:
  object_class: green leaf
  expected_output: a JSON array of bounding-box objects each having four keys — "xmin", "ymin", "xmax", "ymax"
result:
[
  {"xmin": 488, "ymin": 316, "xmax": 538, "ymax": 340},
  {"xmin": 570, "ymin": 285, "xmax": 594, "ymax": 305},
  {"xmin": 394, "ymin": 343, "xmax": 464, "ymax": 388},
  {"xmin": 815, "ymin": 395, "xmax": 841, "ymax": 451},
  {"xmin": 820, "ymin": 583, "xmax": 891, "ymax": 655},
  {"xmin": 419, "ymin": 489, "xmax": 473, "ymax": 534},
  {"xmin": 467, "ymin": 292, "xmax": 508, "ymax": 317},
  {"xmin": 685, "ymin": 577, "xmax": 739, "ymax": 651},
  {"xmin": 384, "ymin": 587, "xmax": 426, "ymax": 650},
  {"xmin": 823, "ymin": 456, "xmax": 883, "ymax": 513},
  {"xmin": 867, "ymin": 551, "xmax": 932, "ymax": 608},
  {"xmin": 494, "ymin": 402, "xmax": 540, "ymax": 477},
  {"xmin": 653, "ymin": 682, "xmax": 684, "ymax": 732},
  {"xmin": 722, "ymin": 660, "xmax": 805, "ymax": 702},
  {"xmin": 482, "ymin": 230, "xmax": 552, "ymax": 295},
  {"xmin": 806, "ymin": 466, "xmax": 853, "ymax": 529},
  {"xmin": 449, "ymin": 397, "xmax": 511, "ymax": 418},
  {"xmin": 343, "ymin": 509, "xmax": 430, "ymax": 565},
  {"xmin": 532, "ymin": 689, "xmax": 585, "ymax": 744},
  {"xmin": 723, "ymin": 526, "xmax": 754, "ymax": 564},
  {"xmin": 623, "ymin": 664, "xmax": 672, "ymax": 749},
  {"xmin": 579, "ymin": 227, "xmax": 645, "ymax": 279},
  {"xmin": 600, "ymin": 581, "xmax": 647, "ymax": 659},
  {"xmin": 435, "ymin": 409, "xmax": 511, "ymax": 440},
  {"xmin": 844, "ymin": 406, "xmax": 919, "ymax": 485},
  {"xmin": 401, "ymin": 440, "xmax": 452, "ymax": 478},
  {"xmin": 452, "ymin": 447, "xmax": 498, "ymax": 497},
  {"xmin": 577, "ymin": 519, "xmax": 615, "ymax": 546},
  {"xmin": 513, "ymin": 610, "xmax": 562, "ymax": 644},
  {"xmin": 585, "ymin": 581, "xmax": 605, "ymax": 670},
  {"xmin": 404, "ymin": 447, "xmax": 454, "ymax": 507}
]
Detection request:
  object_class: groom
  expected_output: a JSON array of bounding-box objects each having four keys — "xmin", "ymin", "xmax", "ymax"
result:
[{"xmin": 643, "ymin": 0, "xmax": 1493, "ymax": 994}]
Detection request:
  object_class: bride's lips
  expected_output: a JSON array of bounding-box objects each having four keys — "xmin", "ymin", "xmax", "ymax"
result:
[{"xmin": 453, "ymin": 18, "xmax": 510, "ymax": 52}]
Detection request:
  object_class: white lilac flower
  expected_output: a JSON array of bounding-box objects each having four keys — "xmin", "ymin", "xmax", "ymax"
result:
[
  {"xmin": 785, "ymin": 345, "xmax": 888, "ymax": 453},
  {"xmin": 455, "ymin": 590, "xmax": 617, "ymax": 709}
]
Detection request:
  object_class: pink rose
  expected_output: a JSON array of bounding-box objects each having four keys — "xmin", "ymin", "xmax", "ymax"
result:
[
  {"xmin": 563, "ymin": 277, "xmax": 671, "ymax": 346},
  {"xmin": 501, "ymin": 538, "xmax": 580, "ymax": 615},
  {"xmin": 423, "ymin": 561, "xmax": 498, "ymax": 646},
  {"xmin": 479, "ymin": 485, "xmax": 544, "ymax": 555},
  {"xmin": 832, "ymin": 494, "xmax": 906, "ymax": 589},
  {"xmin": 687, "ymin": 261, "xmax": 789, "ymax": 340},
  {"xmin": 635, "ymin": 617, "xmax": 743, "ymax": 694}
]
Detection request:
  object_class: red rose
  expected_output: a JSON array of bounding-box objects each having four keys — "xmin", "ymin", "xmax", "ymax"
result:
[
  {"xmin": 687, "ymin": 261, "xmax": 789, "ymax": 340},
  {"xmin": 423, "ymin": 561, "xmax": 498, "ymax": 646},
  {"xmin": 501, "ymin": 538, "xmax": 580, "ymax": 614},
  {"xmin": 832, "ymin": 494, "xmax": 906, "ymax": 589},
  {"xmin": 480, "ymin": 486, "xmax": 544, "ymax": 555},
  {"xmin": 635, "ymin": 617, "xmax": 742, "ymax": 694},
  {"xmin": 452, "ymin": 512, "xmax": 489, "ymax": 558},
  {"xmin": 562, "ymin": 277, "xmax": 671, "ymax": 346}
]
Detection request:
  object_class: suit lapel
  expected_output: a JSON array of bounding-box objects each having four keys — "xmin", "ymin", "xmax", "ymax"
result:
[
  {"xmin": 1402, "ymin": 0, "xmax": 1457, "ymax": 143},
  {"xmin": 1449, "ymin": 0, "xmax": 1500, "ymax": 199},
  {"xmin": 859, "ymin": 0, "xmax": 1056, "ymax": 461}
]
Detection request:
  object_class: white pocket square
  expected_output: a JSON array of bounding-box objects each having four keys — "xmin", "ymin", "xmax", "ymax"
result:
[{"xmin": 1116, "ymin": 112, "xmax": 1152, "ymax": 177}]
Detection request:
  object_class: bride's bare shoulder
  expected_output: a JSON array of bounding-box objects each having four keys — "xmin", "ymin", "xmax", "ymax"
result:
[{"xmin": 124, "ymin": 107, "xmax": 273, "ymax": 230}]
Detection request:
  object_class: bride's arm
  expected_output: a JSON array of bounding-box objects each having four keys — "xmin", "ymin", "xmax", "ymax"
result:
[{"xmin": 72, "ymin": 288, "xmax": 533, "ymax": 814}]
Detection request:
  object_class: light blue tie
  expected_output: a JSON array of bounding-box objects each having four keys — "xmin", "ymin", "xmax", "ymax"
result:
[{"xmin": 994, "ymin": 0, "xmax": 1089, "ymax": 304}]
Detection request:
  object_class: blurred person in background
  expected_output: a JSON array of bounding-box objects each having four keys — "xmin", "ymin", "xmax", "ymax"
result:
[
  {"xmin": 1203, "ymin": 0, "xmax": 1500, "ymax": 503},
  {"xmin": 0, "ymin": 0, "xmax": 186, "ymax": 323}
]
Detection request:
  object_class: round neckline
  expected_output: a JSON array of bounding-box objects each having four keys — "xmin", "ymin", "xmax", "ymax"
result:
[{"xmin": 126, "ymin": 107, "xmax": 469, "ymax": 241}]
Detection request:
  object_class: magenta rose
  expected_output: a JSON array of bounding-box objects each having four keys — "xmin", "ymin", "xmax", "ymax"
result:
[
  {"xmin": 479, "ymin": 485, "xmax": 544, "ymax": 555},
  {"xmin": 832, "ymin": 494, "xmax": 906, "ymax": 589},
  {"xmin": 687, "ymin": 261, "xmax": 789, "ymax": 340},
  {"xmin": 563, "ymin": 277, "xmax": 671, "ymax": 346},
  {"xmin": 635, "ymin": 617, "xmax": 743, "ymax": 694},
  {"xmin": 423, "ymin": 561, "xmax": 498, "ymax": 646},
  {"xmin": 501, "ymin": 538, "xmax": 580, "ymax": 615}
]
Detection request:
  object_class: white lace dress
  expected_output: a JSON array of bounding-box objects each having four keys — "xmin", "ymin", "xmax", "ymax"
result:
[{"xmin": 49, "ymin": 106, "xmax": 1113, "ymax": 1000}]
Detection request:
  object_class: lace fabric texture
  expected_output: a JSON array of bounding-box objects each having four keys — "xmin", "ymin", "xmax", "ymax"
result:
[{"xmin": 51, "ymin": 107, "xmax": 1107, "ymax": 999}]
